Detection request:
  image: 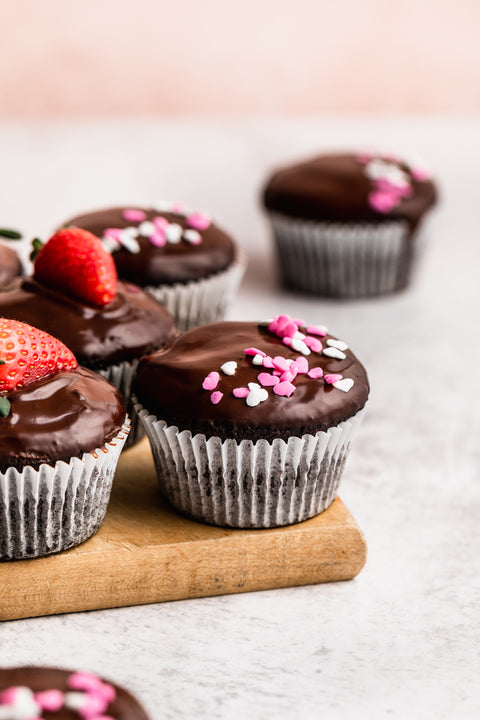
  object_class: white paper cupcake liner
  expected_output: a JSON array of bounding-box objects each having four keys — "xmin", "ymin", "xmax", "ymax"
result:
[
  {"xmin": 269, "ymin": 212, "xmax": 417, "ymax": 297},
  {"xmin": 98, "ymin": 360, "xmax": 143, "ymax": 447},
  {"xmin": 0, "ymin": 417, "xmax": 130, "ymax": 560},
  {"xmin": 143, "ymin": 248, "xmax": 247, "ymax": 332},
  {"xmin": 136, "ymin": 404, "xmax": 365, "ymax": 528}
]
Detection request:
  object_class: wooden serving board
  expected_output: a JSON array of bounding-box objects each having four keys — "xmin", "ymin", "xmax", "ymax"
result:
[{"xmin": 0, "ymin": 439, "xmax": 367, "ymax": 621}]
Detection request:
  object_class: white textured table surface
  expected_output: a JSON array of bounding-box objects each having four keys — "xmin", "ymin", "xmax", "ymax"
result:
[{"xmin": 0, "ymin": 118, "xmax": 479, "ymax": 719}]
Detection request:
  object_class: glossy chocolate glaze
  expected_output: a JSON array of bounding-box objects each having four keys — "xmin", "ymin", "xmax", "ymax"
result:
[
  {"xmin": 0, "ymin": 667, "xmax": 150, "ymax": 720},
  {"xmin": 0, "ymin": 242, "xmax": 22, "ymax": 287},
  {"xmin": 263, "ymin": 152, "xmax": 437, "ymax": 230},
  {"xmin": 0, "ymin": 278, "xmax": 176, "ymax": 369},
  {"xmin": 134, "ymin": 321, "xmax": 369, "ymax": 441},
  {"xmin": 61, "ymin": 206, "xmax": 236, "ymax": 285},
  {"xmin": 0, "ymin": 367, "xmax": 125, "ymax": 472}
]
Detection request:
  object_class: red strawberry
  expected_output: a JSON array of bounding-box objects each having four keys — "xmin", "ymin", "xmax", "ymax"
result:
[
  {"xmin": 33, "ymin": 227, "xmax": 117, "ymax": 307},
  {"xmin": 0, "ymin": 318, "xmax": 78, "ymax": 393}
]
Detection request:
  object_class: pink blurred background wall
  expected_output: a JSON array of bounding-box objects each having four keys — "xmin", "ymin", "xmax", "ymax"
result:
[{"xmin": 0, "ymin": 0, "xmax": 478, "ymax": 116}]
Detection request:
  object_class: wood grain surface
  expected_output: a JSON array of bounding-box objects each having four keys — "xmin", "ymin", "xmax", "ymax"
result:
[{"xmin": 0, "ymin": 439, "xmax": 367, "ymax": 621}]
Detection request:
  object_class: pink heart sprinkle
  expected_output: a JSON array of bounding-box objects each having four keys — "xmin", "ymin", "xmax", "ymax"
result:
[
  {"xmin": 282, "ymin": 336, "xmax": 293, "ymax": 347},
  {"xmin": 368, "ymin": 190, "xmax": 398, "ymax": 213},
  {"xmin": 274, "ymin": 315, "xmax": 293, "ymax": 337},
  {"xmin": 272, "ymin": 370, "xmax": 282, "ymax": 376},
  {"xmin": 202, "ymin": 371, "xmax": 219, "ymax": 391},
  {"xmin": 96, "ymin": 684, "xmax": 116, "ymax": 704},
  {"xmin": 258, "ymin": 372, "xmax": 280, "ymax": 387},
  {"xmin": 233, "ymin": 387, "xmax": 249, "ymax": 398},
  {"xmin": 279, "ymin": 370, "xmax": 296, "ymax": 383},
  {"xmin": 149, "ymin": 231, "xmax": 166, "ymax": 247},
  {"xmin": 307, "ymin": 367, "xmax": 324, "ymax": 379},
  {"xmin": 262, "ymin": 355, "xmax": 274, "ymax": 368},
  {"xmin": 306, "ymin": 325, "xmax": 327, "ymax": 337},
  {"xmin": 122, "ymin": 208, "xmax": 146, "ymax": 222},
  {"xmin": 244, "ymin": 347, "xmax": 266, "ymax": 357},
  {"xmin": 303, "ymin": 336, "xmax": 323, "ymax": 353},
  {"xmin": 187, "ymin": 212, "xmax": 211, "ymax": 230},
  {"xmin": 268, "ymin": 319, "xmax": 279, "ymax": 334},
  {"xmin": 273, "ymin": 381, "xmax": 296, "ymax": 397},
  {"xmin": 35, "ymin": 690, "xmax": 64, "ymax": 712},
  {"xmin": 324, "ymin": 373, "xmax": 343, "ymax": 384},
  {"xmin": 293, "ymin": 357, "xmax": 309, "ymax": 374},
  {"xmin": 153, "ymin": 216, "xmax": 169, "ymax": 231},
  {"xmin": 68, "ymin": 672, "xmax": 104, "ymax": 692},
  {"xmin": 272, "ymin": 355, "xmax": 289, "ymax": 372},
  {"xmin": 292, "ymin": 318, "xmax": 305, "ymax": 326},
  {"xmin": 103, "ymin": 228, "xmax": 123, "ymax": 243},
  {"xmin": 282, "ymin": 321, "xmax": 298, "ymax": 338},
  {"xmin": 411, "ymin": 166, "xmax": 430, "ymax": 181},
  {"xmin": 210, "ymin": 391, "xmax": 223, "ymax": 405},
  {"xmin": 0, "ymin": 687, "xmax": 19, "ymax": 704}
]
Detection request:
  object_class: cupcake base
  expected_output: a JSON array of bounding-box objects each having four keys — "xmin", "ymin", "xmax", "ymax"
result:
[
  {"xmin": 270, "ymin": 212, "xmax": 415, "ymax": 297},
  {"xmin": 136, "ymin": 404, "xmax": 365, "ymax": 529},
  {"xmin": 144, "ymin": 248, "xmax": 247, "ymax": 332},
  {"xmin": 0, "ymin": 418, "xmax": 130, "ymax": 560}
]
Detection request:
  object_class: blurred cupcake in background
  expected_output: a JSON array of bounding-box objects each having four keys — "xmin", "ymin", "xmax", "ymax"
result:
[
  {"xmin": 262, "ymin": 151, "xmax": 437, "ymax": 297},
  {"xmin": 0, "ymin": 227, "xmax": 23, "ymax": 288},
  {"xmin": 57, "ymin": 203, "xmax": 246, "ymax": 331}
]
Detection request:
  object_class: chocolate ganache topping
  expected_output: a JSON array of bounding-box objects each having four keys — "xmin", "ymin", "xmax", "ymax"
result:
[
  {"xmin": 0, "ymin": 367, "xmax": 125, "ymax": 472},
  {"xmin": 0, "ymin": 667, "xmax": 150, "ymax": 720},
  {"xmin": 134, "ymin": 315, "xmax": 370, "ymax": 442},
  {"xmin": 263, "ymin": 152, "xmax": 437, "ymax": 230},
  {"xmin": 60, "ymin": 205, "xmax": 236, "ymax": 286},
  {"xmin": 0, "ymin": 278, "xmax": 176, "ymax": 369},
  {"xmin": 0, "ymin": 242, "xmax": 22, "ymax": 288}
]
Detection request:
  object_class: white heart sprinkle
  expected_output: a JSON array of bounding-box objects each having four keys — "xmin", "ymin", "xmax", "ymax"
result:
[
  {"xmin": 252, "ymin": 354, "xmax": 264, "ymax": 365},
  {"xmin": 183, "ymin": 229, "xmax": 202, "ymax": 244},
  {"xmin": 165, "ymin": 223, "xmax": 182, "ymax": 243},
  {"xmin": 246, "ymin": 384, "xmax": 269, "ymax": 407},
  {"xmin": 123, "ymin": 226, "xmax": 139, "ymax": 238},
  {"xmin": 102, "ymin": 238, "xmax": 118, "ymax": 253},
  {"xmin": 138, "ymin": 221, "xmax": 155, "ymax": 236},
  {"xmin": 64, "ymin": 692, "xmax": 87, "ymax": 711},
  {"xmin": 333, "ymin": 378, "xmax": 354, "ymax": 393},
  {"xmin": 293, "ymin": 331, "xmax": 305, "ymax": 340},
  {"xmin": 291, "ymin": 338, "xmax": 310, "ymax": 355},
  {"xmin": 119, "ymin": 231, "xmax": 141, "ymax": 254},
  {"xmin": 220, "ymin": 361, "xmax": 237, "ymax": 376},
  {"xmin": 323, "ymin": 347, "xmax": 346, "ymax": 360},
  {"xmin": 327, "ymin": 339, "xmax": 349, "ymax": 351}
]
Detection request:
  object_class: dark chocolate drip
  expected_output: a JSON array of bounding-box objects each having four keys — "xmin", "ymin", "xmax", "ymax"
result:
[
  {"xmin": 0, "ymin": 367, "xmax": 125, "ymax": 471},
  {"xmin": 263, "ymin": 152, "xmax": 437, "ymax": 230},
  {"xmin": 0, "ymin": 667, "xmax": 150, "ymax": 720},
  {"xmin": 133, "ymin": 321, "xmax": 369, "ymax": 441},
  {"xmin": 0, "ymin": 242, "xmax": 22, "ymax": 288},
  {"xmin": 0, "ymin": 278, "xmax": 176, "ymax": 368},
  {"xmin": 61, "ymin": 207, "xmax": 236, "ymax": 285}
]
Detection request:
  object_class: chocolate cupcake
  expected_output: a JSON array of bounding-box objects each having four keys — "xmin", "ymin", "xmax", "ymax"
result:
[
  {"xmin": 0, "ymin": 228, "xmax": 176, "ymax": 445},
  {"xmin": 133, "ymin": 313, "xmax": 369, "ymax": 528},
  {"xmin": 0, "ymin": 228, "xmax": 23, "ymax": 288},
  {"xmin": 0, "ymin": 318, "xmax": 128, "ymax": 560},
  {"xmin": 0, "ymin": 667, "xmax": 150, "ymax": 719},
  {"xmin": 58, "ymin": 203, "xmax": 246, "ymax": 331},
  {"xmin": 263, "ymin": 151, "xmax": 437, "ymax": 297}
]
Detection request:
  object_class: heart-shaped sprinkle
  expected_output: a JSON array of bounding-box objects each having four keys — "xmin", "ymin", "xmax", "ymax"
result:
[
  {"xmin": 210, "ymin": 391, "xmax": 223, "ymax": 404},
  {"xmin": 220, "ymin": 361, "xmax": 237, "ymax": 376},
  {"xmin": 139, "ymin": 221, "xmax": 156, "ymax": 237},
  {"xmin": 305, "ymin": 324, "xmax": 327, "ymax": 337},
  {"xmin": 327, "ymin": 339, "xmax": 349, "ymax": 351},
  {"xmin": 246, "ymin": 383, "xmax": 268, "ymax": 407},
  {"xmin": 333, "ymin": 378, "xmax": 354, "ymax": 392},
  {"xmin": 165, "ymin": 223, "xmax": 182, "ymax": 243},
  {"xmin": 244, "ymin": 347, "xmax": 266, "ymax": 357},
  {"xmin": 202, "ymin": 371, "xmax": 219, "ymax": 391},
  {"xmin": 119, "ymin": 231, "xmax": 140, "ymax": 253},
  {"xmin": 282, "ymin": 321, "xmax": 298, "ymax": 338},
  {"xmin": 324, "ymin": 373, "xmax": 343, "ymax": 384},
  {"xmin": 323, "ymin": 347, "xmax": 347, "ymax": 360},
  {"xmin": 257, "ymin": 372, "xmax": 280, "ymax": 387},
  {"xmin": 273, "ymin": 381, "xmax": 296, "ymax": 397},
  {"xmin": 122, "ymin": 208, "xmax": 146, "ymax": 222},
  {"xmin": 307, "ymin": 367, "xmax": 323, "ymax": 379},
  {"xmin": 35, "ymin": 690, "xmax": 64, "ymax": 712},
  {"xmin": 252, "ymin": 354, "xmax": 264, "ymax": 365},
  {"xmin": 183, "ymin": 229, "xmax": 202, "ymax": 245},
  {"xmin": 293, "ymin": 357, "xmax": 309, "ymax": 374},
  {"xmin": 303, "ymin": 336, "xmax": 323, "ymax": 353},
  {"xmin": 262, "ymin": 355, "xmax": 274, "ymax": 368},
  {"xmin": 272, "ymin": 355, "xmax": 290, "ymax": 372},
  {"xmin": 233, "ymin": 387, "xmax": 249, "ymax": 398},
  {"xmin": 153, "ymin": 216, "xmax": 169, "ymax": 231},
  {"xmin": 187, "ymin": 212, "xmax": 211, "ymax": 230},
  {"xmin": 291, "ymin": 338, "xmax": 310, "ymax": 355},
  {"xmin": 149, "ymin": 231, "xmax": 166, "ymax": 247},
  {"xmin": 279, "ymin": 370, "xmax": 296, "ymax": 383},
  {"xmin": 282, "ymin": 336, "xmax": 293, "ymax": 347}
]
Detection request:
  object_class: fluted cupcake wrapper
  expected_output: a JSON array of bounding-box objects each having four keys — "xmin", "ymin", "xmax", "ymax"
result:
[
  {"xmin": 269, "ymin": 212, "xmax": 418, "ymax": 297},
  {"xmin": 144, "ymin": 248, "xmax": 247, "ymax": 333},
  {"xmin": 136, "ymin": 404, "xmax": 365, "ymax": 529},
  {"xmin": 0, "ymin": 418, "xmax": 130, "ymax": 560},
  {"xmin": 99, "ymin": 360, "xmax": 143, "ymax": 447}
]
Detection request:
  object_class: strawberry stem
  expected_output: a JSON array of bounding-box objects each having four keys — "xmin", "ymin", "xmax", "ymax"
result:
[
  {"xmin": 0, "ymin": 396, "xmax": 10, "ymax": 417},
  {"xmin": 0, "ymin": 228, "xmax": 22, "ymax": 240},
  {"xmin": 30, "ymin": 238, "xmax": 44, "ymax": 262}
]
